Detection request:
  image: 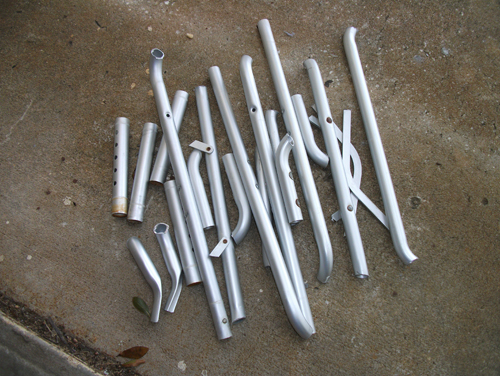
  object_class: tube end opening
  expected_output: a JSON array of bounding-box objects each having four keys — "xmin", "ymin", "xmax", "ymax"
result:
[
  {"xmin": 151, "ymin": 48, "xmax": 164, "ymax": 60},
  {"xmin": 231, "ymin": 317, "xmax": 246, "ymax": 325},
  {"xmin": 154, "ymin": 223, "xmax": 169, "ymax": 234},
  {"xmin": 356, "ymin": 274, "xmax": 369, "ymax": 279}
]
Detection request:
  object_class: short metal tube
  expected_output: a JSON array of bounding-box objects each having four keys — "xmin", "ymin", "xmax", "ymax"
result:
[
  {"xmin": 164, "ymin": 180, "xmax": 202, "ymax": 286},
  {"xmin": 151, "ymin": 48, "xmax": 232, "ymax": 340},
  {"xmin": 128, "ymin": 122, "xmax": 158, "ymax": 223},
  {"xmin": 150, "ymin": 90, "xmax": 189, "ymax": 185},
  {"xmin": 275, "ymin": 134, "xmax": 303, "ymax": 225},
  {"xmin": 188, "ymin": 149, "xmax": 215, "ymax": 230},
  {"xmin": 154, "ymin": 223, "xmax": 183, "ymax": 313},
  {"xmin": 258, "ymin": 19, "xmax": 333, "ymax": 283},
  {"xmin": 126, "ymin": 236, "xmax": 162, "ymax": 323},
  {"xmin": 344, "ymin": 27, "xmax": 417, "ymax": 265},
  {"xmin": 222, "ymin": 153, "xmax": 252, "ymax": 245},
  {"xmin": 255, "ymin": 148, "xmax": 271, "ymax": 268},
  {"xmin": 112, "ymin": 117, "xmax": 130, "ymax": 217},
  {"xmin": 196, "ymin": 86, "xmax": 246, "ymax": 324}
]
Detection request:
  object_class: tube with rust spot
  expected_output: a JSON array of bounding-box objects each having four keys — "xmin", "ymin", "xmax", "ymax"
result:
[
  {"xmin": 150, "ymin": 48, "xmax": 232, "ymax": 340},
  {"xmin": 150, "ymin": 90, "xmax": 189, "ymax": 185},
  {"xmin": 258, "ymin": 19, "xmax": 333, "ymax": 283},
  {"xmin": 344, "ymin": 27, "xmax": 418, "ymax": 265},
  {"xmin": 127, "ymin": 236, "xmax": 162, "ymax": 323},
  {"xmin": 196, "ymin": 86, "xmax": 246, "ymax": 323},
  {"xmin": 163, "ymin": 180, "xmax": 202, "ymax": 286},
  {"xmin": 154, "ymin": 223, "xmax": 183, "ymax": 313},
  {"xmin": 188, "ymin": 149, "xmax": 215, "ymax": 230},
  {"xmin": 209, "ymin": 65, "xmax": 314, "ymax": 339},
  {"xmin": 112, "ymin": 117, "xmax": 130, "ymax": 217},
  {"xmin": 222, "ymin": 153, "xmax": 252, "ymax": 245},
  {"xmin": 128, "ymin": 122, "xmax": 158, "ymax": 223},
  {"xmin": 255, "ymin": 147, "xmax": 271, "ymax": 268}
]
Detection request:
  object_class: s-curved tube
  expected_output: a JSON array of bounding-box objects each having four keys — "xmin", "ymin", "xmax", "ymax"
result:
[
  {"xmin": 344, "ymin": 27, "xmax": 417, "ymax": 265},
  {"xmin": 188, "ymin": 149, "xmax": 215, "ymax": 230}
]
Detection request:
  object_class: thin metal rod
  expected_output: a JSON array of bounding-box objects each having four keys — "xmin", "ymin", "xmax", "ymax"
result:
[
  {"xmin": 258, "ymin": 19, "xmax": 333, "ymax": 283},
  {"xmin": 255, "ymin": 147, "xmax": 271, "ymax": 268},
  {"xmin": 150, "ymin": 48, "xmax": 231, "ymax": 340},
  {"xmin": 196, "ymin": 85, "xmax": 246, "ymax": 324},
  {"xmin": 112, "ymin": 117, "xmax": 130, "ymax": 217},
  {"xmin": 209, "ymin": 65, "xmax": 314, "ymax": 339},
  {"xmin": 343, "ymin": 27, "xmax": 417, "ymax": 265},
  {"xmin": 128, "ymin": 122, "xmax": 158, "ymax": 223},
  {"xmin": 188, "ymin": 149, "xmax": 215, "ymax": 230},
  {"xmin": 150, "ymin": 90, "xmax": 189, "ymax": 185}
]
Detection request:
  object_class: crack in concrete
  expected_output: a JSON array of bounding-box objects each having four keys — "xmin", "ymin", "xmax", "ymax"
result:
[{"xmin": 1, "ymin": 100, "xmax": 33, "ymax": 146}]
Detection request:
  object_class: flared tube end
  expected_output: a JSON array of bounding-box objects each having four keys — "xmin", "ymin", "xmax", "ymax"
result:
[{"xmin": 151, "ymin": 48, "xmax": 165, "ymax": 60}]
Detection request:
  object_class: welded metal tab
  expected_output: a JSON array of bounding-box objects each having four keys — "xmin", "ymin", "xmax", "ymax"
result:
[{"xmin": 189, "ymin": 140, "xmax": 214, "ymax": 154}]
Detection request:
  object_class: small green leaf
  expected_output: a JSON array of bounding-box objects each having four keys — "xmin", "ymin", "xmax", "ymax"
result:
[
  {"xmin": 132, "ymin": 297, "xmax": 151, "ymax": 318},
  {"xmin": 122, "ymin": 359, "xmax": 146, "ymax": 368}
]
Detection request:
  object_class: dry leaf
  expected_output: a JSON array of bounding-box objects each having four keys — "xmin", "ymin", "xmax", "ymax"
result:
[
  {"xmin": 122, "ymin": 359, "xmax": 146, "ymax": 368},
  {"xmin": 118, "ymin": 346, "xmax": 149, "ymax": 359}
]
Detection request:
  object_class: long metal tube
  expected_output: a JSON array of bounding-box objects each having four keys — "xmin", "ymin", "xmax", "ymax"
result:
[
  {"xmin": 153, "ymin": 223, "xmax": 183, "ymax": 313},
  {"xmin": 128, "ymin": 122, "xmax": 158, "ymax": 223},
  {"xmin": 258, "ymin": 19, "xmax": 333, "ymax": 283},
  {"xmin": 240, "ymin": 55, "xmax": 314, "ymax": 332},
  {"xmin": 196, "ymin": 86, "xmax": 246, "ymax": 324},
  {"xmin": 150, "ymin": 48, "xmax": 232, "ymax": 340},
  {"xmin": 126, "ymin": 236, "xmax": 162, "ymax": 323},
  {"xmin": 163, "ymin": 180, "xmax": 202, "ymax": 286},
  {"xmin": 112, "ymin": 117, "xmax": 130, "ymax": 217},
  {"xmin": 343, "ymin": 27, "xmax": 417, "ymax": 265},
  {"xmin": 188, "ymin": 149, "xmax": 215, "ymax": 230},
  {"xmin": 150, "ymin": 90, "xmax": 189, "ymax": 185},
  {"xmin": 209, "ymin": 65, "xmax": 313, "ymax": 339},
  {"xmin": 304, "ymin": 59, "xmax": 368, "ymax": 278},
  {"xmin": 255, "ymin": 148, "xmax": 271, "ymax": 268},
  {"xmin": 265, "ymin": 110, "xmax": 281, "ymax": 152}
]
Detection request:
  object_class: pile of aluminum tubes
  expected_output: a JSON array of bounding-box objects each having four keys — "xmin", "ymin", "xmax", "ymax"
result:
[{"xmin": 111, "ymin": 20, "xmax": 417, "ymax": 340}]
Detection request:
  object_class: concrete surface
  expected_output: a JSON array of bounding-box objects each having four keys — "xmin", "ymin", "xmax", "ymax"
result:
[
  {"xmin": 0, "ymin": 0, "xmax": 499, "ymax": 375},
  {"xmin": 0, "ymin": 312, "xmax": 102, "ymax": 376}
]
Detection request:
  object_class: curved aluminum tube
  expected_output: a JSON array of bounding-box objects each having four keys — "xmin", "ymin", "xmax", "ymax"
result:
[
  {"xmin": 154, "ymin": 223, "xmax": 183, "ymax": 313},
  {"xmin": 209, "ymin": 65, "xmax": 313, "ymax": 339},
  {"xmin": 112, "ymin": 117, "xmax": 129, "ymax": 217},
  {"xmin": 150, "ymin": 90, "xmax": 189, "ymax": 185},
  {"xmin": 126, "ymin": 236, "xmax": 162, "ymax": 323},
  {"xmin": 255, "ymin": 148, "xmax": 271, "ymax": 268},
  {"xmin": 344, "ymin": 28, "xmax": 417, "ymax": 265},
  {"xmin": 188, "ymin": 149, "xmax": 215, "ymax": 230},
  {"xmin": 292, "ymin": 94, "xmax": 329, "ymax": 168},
  {"xmin": 265, "ymin": 110, "xmax": 281, "ymax": 152},
  {"xmin": 240, "ymin": 55, "xmax": 314, "ymax": 332},
  {"xmin": 222, "ymin": 153, "xmax": 252, "ymax": 245},
  {"xmin": 163, "ymin": 180, "xmax": 202, "ymax": 286},
  {"xmin": 275, "ymin": 134, "xmax": 303, "ymax": 226},
  {"xmin": 258, "ymin": 19, "xmax": 333, "ymax": 283},
  {"xmin": 128, "ymin": 122, "xmax": 158, "ymax": 223},
  {"xmin": 196, "ymin": 86, "xmax": 246, "ymax": 323},
  {"xmin": 150, "ymin": 48, "xmax": 232, "ymax": 340}
]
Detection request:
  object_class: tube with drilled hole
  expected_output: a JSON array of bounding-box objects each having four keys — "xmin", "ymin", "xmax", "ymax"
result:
[
  {"xmin": 150, "ymin": 48, "xmax": 231, "ymax": 340},
  {"xmin": 188, "ymin": 149, "xmax": 215, "ymax": 230},
  {"xmin": 128, "ymin": 122, "xmax": 158, "ymax": 223},
  {"xmin": 112, "ymin": 117, "xmax": 130, "ymax": 217}
]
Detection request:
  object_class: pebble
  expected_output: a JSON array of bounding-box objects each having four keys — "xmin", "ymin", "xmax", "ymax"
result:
[
  {"xmin": 441, "ymin": 47, "xmax": 450, "ymax": 56},
  {"xmin": 27, "ymin": 255, "xmax": 32, "ymax": 260},
  {"xmin": 178, "ymin": 360, "xmax": 187, "ymax": 371},
  {"xmin": 130, "ymin": 83, "xmax": 136, "ymax": 90},
  {"xmin": 147, "ymin": 26, "xmax": 152, "ymax": 32},
  {"xmin": 186, "ymin": 33, "xmax": 194, "ymax": 39},
  {"xmin": 63, "ymin": 197, "xmax": 72, "ymax": 206}
]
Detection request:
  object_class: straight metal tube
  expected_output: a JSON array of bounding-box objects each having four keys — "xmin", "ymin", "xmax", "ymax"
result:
[
  {"xmin": 258, "ymin": 19, "xmax": 333, "ymax": 283},
  {"xmin": 344, "ymin": 27, "xmax": 417, "ymax": 265},
  {"xmin": 188, "ymin": 149, "xmax": 215, "ymax": 230},
  {"xmin": 128, "ymin": 122, "xmax": 157, "ymax": 223},
  {"xmin": 151, "ymin": 48, "xmax": 231, "ymax": 340},
  {"xmin": 164, "ymin": 180, "xmax": 202, "ymax": 286},
  {"xmin": 196, "ymin": 85, "xmax": 246, "ymax": 324},
  {"xmin": 255, "ymin": 147, "xmax": 271, "ymax": 268},
  {"xmin": 265, "ymin": 110, "xmax": 281, "ymax": 152},
  {"xmin": 209, "ymin": 65, "xmax": 313, "ymax": 339},
  {"xmin": 240, "ymin": 55, "xmax": 314, "ymax": 332},
  {"xmin": 112, "ymin": 117, "xmax": 129, "ymax": 217},
  {"xmin": 304, "ymin": 59, "xmax": 368, "ymax": 278},
  {"xmin": 150, "ymin": 90, "xmax": 189, "ymax": 185}
]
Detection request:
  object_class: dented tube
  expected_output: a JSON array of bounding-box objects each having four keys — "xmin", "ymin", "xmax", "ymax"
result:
[
  {"xmin": 188, "ymin": 149, "xmax": 215, "ymax": 230},
  {"xmin": 112, "ymin": 117, "xmax": 130, "ymax": 217}
]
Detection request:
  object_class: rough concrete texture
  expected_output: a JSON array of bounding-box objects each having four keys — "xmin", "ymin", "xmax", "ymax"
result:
[{"xmin": 0, "ymin": 0, "xmax": 499, "ymax": 375}]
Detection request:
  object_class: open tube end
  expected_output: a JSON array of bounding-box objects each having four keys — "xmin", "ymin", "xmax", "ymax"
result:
[
  {"xmin": 151, "ymin": 48, "xmax": 164, "ymax": 60},
  {"xmin": 153, "ymin": 223, "xmax": 169, "ymax": 235}
]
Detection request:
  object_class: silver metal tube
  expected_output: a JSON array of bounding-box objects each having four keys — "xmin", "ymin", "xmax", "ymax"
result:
[
  {"xmin": 188, "ymin": 149, "xmax": 215, "ymax": 230},
  {"xmin": 292, "ymin": 94, "xmax": 329, "ymax": 168},
  {"xmin": 265, "ymin": 110, "xmax": 281, "ymax": 152},
  {"xmin": 150, "ymin": 90, "xmax": 189, "ymax": 185},
  {"xmin": 255, "ymin": 148, "xmax": 271, "ymax": 268},
  {"xmin": 196, "ymin": 86, "xmax": 246, "ymax": 324},
  {"xmin": 258, "ymin": 19, "xmax": 333, "ymax": 283},
  {"xmin": 209, "ymin": 65, "xmax": 314, "ymax": 339},
  {"xmin": 222, "ymin": 153, "xmax": 252, "ymax": 245},
  {"xmin": 126, "ymin": 236, "xmax": 162, "ymax": 323},
  {"xmin": 275, "ymin": 134, "xmax": 303, "ymax": 226},
  {"xmin": 128, "ymin": 122, "xmax": 158, "ymax": 223},
  {"xmin": 163, "ymin": 180, "xmax": 202, "ymax": 286},
  {"xmin": 150, "ymin": 48, "xmax": 232, "ymax": 340},
  {"xmin": 154, "ymin": 223, "xmax": 183, "ymax": 313},
  {"xmin": 343, "ymin": 27, "xmax": 417, "ymax": 265},
  {"xmin": 240, "ymin": 55, "xmax": 314, "ymax": 332},
  {"xmin": 112, "ymin": 117, "xmax": 130, "ymax": 217}
]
